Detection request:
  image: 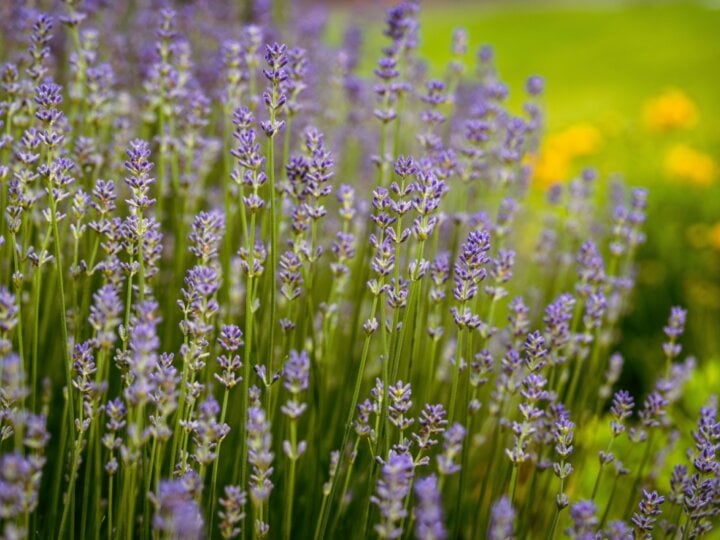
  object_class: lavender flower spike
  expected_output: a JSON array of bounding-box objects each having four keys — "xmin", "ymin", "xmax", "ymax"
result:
[
  {"xmin": 371, "ymin": 451, "xmax": 414, "ymax": 539},
  {"xmin": 488, "ymin": 496, "xmax": 516, "ymax": 540},
  {"xmin": 414, "ymin": 474, "xmax": 447, "ymax": 540}
]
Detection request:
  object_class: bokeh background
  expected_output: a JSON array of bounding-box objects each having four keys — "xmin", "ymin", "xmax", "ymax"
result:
[{"xmin": 328, "ymin": 0, "xmax": 720, "ymax": 397}]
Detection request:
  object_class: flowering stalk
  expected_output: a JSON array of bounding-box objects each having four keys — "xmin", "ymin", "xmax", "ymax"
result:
[{"xmin": 261, "ymin": 42, "xmax": 288, "ymax": 386}]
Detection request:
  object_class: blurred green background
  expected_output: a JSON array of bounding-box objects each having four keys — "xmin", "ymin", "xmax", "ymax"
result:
[{"xmin": 334, "ymin": 0, "xmax": 720, "ymax": 392}]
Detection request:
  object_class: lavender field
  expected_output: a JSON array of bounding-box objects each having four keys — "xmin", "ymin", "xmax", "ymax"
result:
[{"xmin": 0, "ymin": 1, "xmax": 718, "ymax": 539}]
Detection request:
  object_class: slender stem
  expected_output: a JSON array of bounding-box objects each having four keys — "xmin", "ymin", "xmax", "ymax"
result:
[
  {"xmin": 209, "ymin": 387, "xmax": 230, "ymax": 534},
  {"xmin": 329, "ymin": 436, "xmax": 361, "ymax": 537},
  {"xmin": 108, "ymin": 474, "xmax": 114, "ymax": 538},
  {"xmin": 315, "ymin": 295, "xmax": 379, "ymax": 540},
  {"xmin": 449, "ymin": 324, "xmax": 466, "ymax": 422},
  {"xmin": 9, "ymin": 234, "xmax": 25, "ymax": 378},
  {"xmin": 625, "ymin": 430, "xmax": 656, "ymax": 518},
  {"xmin": 237, "ymin": 211, "xmax": 257, "ymax": 489},
  {"xmin": 48, "ymin": 175, "xmax": 75, "ymax": 437},
  {"xmin": 266, "ymin": 97, "xmax": 279, "ymax": 385},
  {"xmin": 283, "ymin": 420, "xmax": 298, "ymax": 540},
  {"xmin": 509, "ymin": 464, "xmax": 519, "ymax": 506},
  {"xmin": 546, "ymin": 507, "xmax": 560, "ymax": 540},
  {"xmin": 59, "ymin": 425, "xmax": 86, "ymax": 538},
  {"xmin": 49, "ymin": 400, "xmax": 70, "ymax": 534}
]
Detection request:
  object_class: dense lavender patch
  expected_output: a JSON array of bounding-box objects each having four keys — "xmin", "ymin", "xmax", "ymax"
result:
[{"xmin": 0, "ymin": 1, "xmax": 718, "ymax": 539}]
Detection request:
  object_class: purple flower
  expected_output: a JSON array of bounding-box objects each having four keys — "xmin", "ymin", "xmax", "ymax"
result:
[
  {"xmin": 524, "ymin": 331, "xmax": 548, "ymax": 372},
  {"xmin": 526, "ymin": 75, "xmax": 544, "ymax": 96},
  {"xmin": 150, "ymin": 475, "xmax": 204, "ymax": 539},
  {"xmin": 218, "ymin": 485, "xmax": 247, "ymax": 539},
  {"xmin": 414, "ymin": 474, "xmax": 447, "ymax": 540},
  {"xmin": 488, "ymin": 496, "xmax": 516, "ymax": 540},
  {"xmin": 508, "ymin": 297, "xmax": 530, "ymax": 344},
  {"xmin": 0, "ymin": 452, "xmax": 43, "ymax": 518},
  {"xmin": 88, "ymin": 284, "xmax": 122, "ymax": 349},
  {"xmin": 610, "ymin": 390, "xmax": 635, "ymax": 436},
  {"xmin": 27, "ymin": 13, "xmax": 54, "ymax": 82},
  {"xmin": 453, "ymin": 229, "xmax": 491, "ymax": 303},
  {"xmin": 413, "ymin": 404, "xmax": 448, "ymax": 453},
  {"xmin": 189, "ymin": 210, "xmax": 225, "ymax": 263},
  {"xmin": 191, "ymin": 395, "xmax": 230, "ymax": 466},
  {"xmin": 0, "ymin": 286, "xmax": 19, "ymax": 352},
  {"xmin": 281, "ymin": 350, "xmax": 310, "ymax": 427},
  {"xmin": 123, "ymin": 301, "xmax": 161, "ymax": 406},
  {"xmin": 639, "ymin": 391, "xmax": 668, "ymax": 429},
  {"xmin": 437, "ymin": 423, "xmax": 466, "ymax": 475},
  {"xmin": 124, "ymin": 139, "xmax": 156, "ymax": 212},
  {"xmin": 631, "ymin": 490, "xmax": 664, "ymax": 537},
  {"xmin": 247, "ymin": 406, "xmax": 274, "ymax": 505},
  {"xmin": 544, "ymin": 294, "xmax": 575, "ymax": 353},
  {"xmin": 566, "ymin": 500, "xmax": 598, "ymax": 539},
  {"xmin": 662, "ymin": 306, "xmax": 687, "ymax": 362},
  {"xmin": 576, "ymin": 241, "xmax": 606, "ymax": 298},
  {"xmin": 692, "ymin": 402, "xmax": 719, "ymax": 475},
  {"xmin": 388, "ymin": 381, "xmax": 414, "ymax": 433},
  {"xmin": 371, "ymin": 451, "xmax": 414, "ymax": 539},
  {"xmin": 602, "ymin": 520, "xmax": 633, "ymax": 540}
]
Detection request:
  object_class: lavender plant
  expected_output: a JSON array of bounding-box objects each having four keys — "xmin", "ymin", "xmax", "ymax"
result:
[{"xmin": 0, "ymin": 1, "xmax": 718, "ymax": 539}]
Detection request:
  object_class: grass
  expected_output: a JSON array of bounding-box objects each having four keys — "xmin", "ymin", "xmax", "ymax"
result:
[{"xmin": 415, "ymin": 1, "xmax": 720, "ymax": 140}]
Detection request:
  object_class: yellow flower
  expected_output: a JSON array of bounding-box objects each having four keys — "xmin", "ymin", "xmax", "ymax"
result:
[
  {"xmin": 533, "ymin": 150, "xmax": 571, "ymax": 186},
  {"xmin": 709, "ymin": 223, "xmax": 720, "ymax": 251},
  {"xmin": 664, "ymin": 144, "xmax": 717, "ymax": 187},
  {"xmin": 551, "ymin": 123, "xmax": 603, "ymax": 157},
  {"xmin": 532, "ymin": 123, "xmax": 603, "ymax": 186},
  {"xmin": 643, "ymin": 89, "xmax": 698, "ymax": 132}
]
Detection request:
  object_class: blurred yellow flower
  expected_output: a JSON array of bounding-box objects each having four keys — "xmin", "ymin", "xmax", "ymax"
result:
[
  {"xmin": 533, "ymin": 151, "xmax": 571, "ymax": 187},
  {"xmin": 643, "ymin": 89, "xmax": 698, "ymax": 132},
  {"xmin": 533, "ymin": 123, "xmax": 603, "ymax": 186},
  {"xmin": 551, "ymin": 123, "xmax": 603, "ymax": 156},
  {"xmin": 664, "ymin": 144, "xmax": 717, "ymax": 186},
  {"xmin": 709, "ymin": 223, "xmax": 720, "ymax": 251}
]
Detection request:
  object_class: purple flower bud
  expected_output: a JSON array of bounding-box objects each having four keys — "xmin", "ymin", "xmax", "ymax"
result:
[
  {"xmin": 218, "ymin": 485, "xmax": 247, "ymax": 539},
  {"xmin": 566, "ymin": 500, "xmax": 598, "ymax": 539},
  {"xmin": 283, "ymin": 350, "xmax": 310, "ymax": 395},
  {"xmin": 662, "ymin": 306, "xmax": 687, "ymax": 361},
  {"xmin": 437, "ymin": 423, "xmax": 466, "ymax": 475},
  {"xmin": 189, "ymin": 210, "xmax": 225, "ymax": 263},
  {"xmin": 631, "ymin": 490, "xmax": 664, "ymax": 536},
  {"xmin": 639, "ymin": 391, "xmax": 668, "ymax": 429},
  {"xmin": 151, "ymin": 475, "xmax": 204, "ymax": 539},
  {"xmin": 488, "ymin": 496, "xmax": 516, "ymax": 540},
  {"xmin": 413, "ymin": 404, "xmax": 447, "ymax": 452},
  {"xmin": 610, "ymin": 390, "xmax": 634, "ymax": 436},
  {"xmin": 414, "ymin": 475, "xmax": 447, "ymax": 540},
  {"xmin": 371, "ymin": 450, "xmax": 414, "ymax": 539},
  {"xmin": 247, "ymin": 406, "xmax": 274, "ymax": 504},
  {"xmin": 526, "ymin": 76, "xmax": 544, "ymax": 96}
]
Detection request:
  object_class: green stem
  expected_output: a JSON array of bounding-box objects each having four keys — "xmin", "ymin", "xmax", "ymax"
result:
[
  {"xmin": 546, "ymin": 507, "xmax": 560, "ymax": 540},
  {"xmin": 314, "ymin": 295, "xmax": 379, "ymax": 540},
  {"xmin": 59, "ymin": 426, "xmax": 86, "ymax": 539},
  {"xmin": 449, "ymin": 324, "xmax": 466, "ymax": 422},
  {"xmin": 283, "ymin": 420, "xmax": 298, "ymax": 540},
  {"xmin": 209, "ymin": 388, "xmax": 230, "ymax": 535},
  {"xmin": 48, "ymin": 177, "xmax": 75, "ymax": 437},
  {"xmin": 237, "ymin": 212, "xmax": 257, "ymax": 489}
]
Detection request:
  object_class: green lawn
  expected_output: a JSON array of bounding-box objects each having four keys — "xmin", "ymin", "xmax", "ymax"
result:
[
  {"xmin": 337, "ymin": 1, "xmax": 720, "ymax": 141},
  {"xmin": 415, "ymin": 1, "xmax": 720, "ymax": 140}
]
